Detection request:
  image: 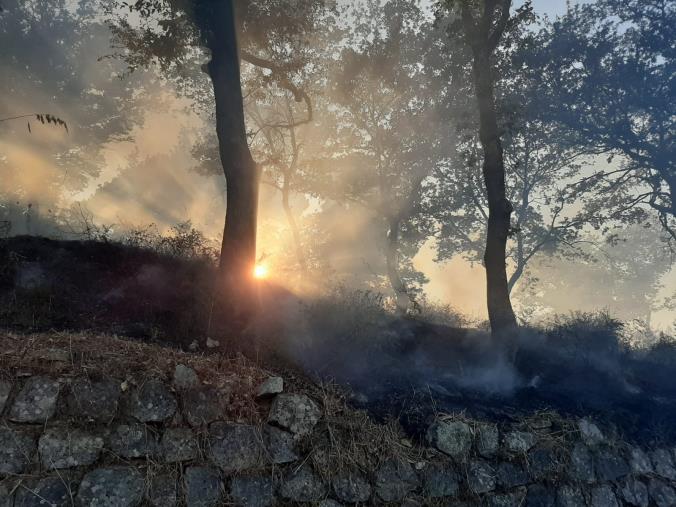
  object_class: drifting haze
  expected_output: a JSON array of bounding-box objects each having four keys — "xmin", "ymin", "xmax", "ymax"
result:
[{"xmin": 1, "ymin": 0, "xmax": 673, "ymax": 331}]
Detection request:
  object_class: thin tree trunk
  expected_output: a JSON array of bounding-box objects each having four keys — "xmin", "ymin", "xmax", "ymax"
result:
[
  {"xmin": 202, "ymin": 0, "xmax": 261, "ymax": 304},
  {"xmin": 386, "ymin": 217, "xmax": 411, "ymax": 313},
  {"xmin": 470, "ymin": 44, "xmax": 518, "ymax": 335},
  {"xmin": 282, "ymin": 181, "xmax": 307, "ymax": 272}
]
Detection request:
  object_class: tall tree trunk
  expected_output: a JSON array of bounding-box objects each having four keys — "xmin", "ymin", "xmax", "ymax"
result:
[
  {"xmin": 201, "ymin": 0, "xmax": 261, "ymax": 309},
  {"xmin": 470, "ymin": 44, "xmax": 518, "ymax": 335},
  {"xmin": 386, "ymin": 217, "xmax": 411, "ymax": 313}
]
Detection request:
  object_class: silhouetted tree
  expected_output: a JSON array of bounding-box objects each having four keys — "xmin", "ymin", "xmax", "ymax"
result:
[
  {"xmin": 440, "ymin": 0, "xmax": 533, "ymax": 336},
  {"xmin": 526, "ymin": 0, "xmax": 675, "ymax": 241},
  {"xmin": 107, "ymin": 0, "xmax": 327, "ymax": 314}
]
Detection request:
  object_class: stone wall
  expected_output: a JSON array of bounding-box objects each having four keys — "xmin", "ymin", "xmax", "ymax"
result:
[{"xmin": 1, "ymin": 334, "xmax": 676, "ymax": 506}]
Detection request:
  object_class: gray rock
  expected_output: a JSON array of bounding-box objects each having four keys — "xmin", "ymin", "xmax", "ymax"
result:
[
  {"xmin": 173, "ymin": 364, "xmax": 199, "ymax": 390},
  {"xmin": 629, "ymin": 447, "xmax": 653, "ymax": 475},
  {"xmin": 525, "ymin": 484, "xmax": 556, "ymax": 507},
  {"xmin": 333, "ymin": 472, "xmax": 372, "ymax": 504},
  {"xmin": 184, "ymin": 467, "xmax": 223, "ymax": 507},
  {"xmin": 129, "ymin": 379, "xmax": 177, "ymax": 422},
  {"xmin": 467, "ymin": 459, "xmax": 496, "ymax": 494},
  {"xmin": 0, "ymin": 482, "xmax": 13, "ymax": 507},
  {"xmin": 0, "ymin": 427, "xmax": 36, "ymax": 476},
  {"xmin": 648, "ymin": 478, "xmax": 676, "ymax": 507},
  {"xmin": 475, "ymin": 423, "xmax": 499, "ymax": 457},
  {"xmin": 148, "ymin": 474, "xmax": 177, "ymax": 507},
  {"xmin": 230, "ymin": 475, "xmax": 274, "ymax": 507},
  {"xmin": 77, "ymin": 467, "xmax": 144, "ymax": 507},
  {"xmin": 426, "ymin": 420, "xmax": 472, "ymax": 460},
  {"xmin": 109, "ymin": 423, "xmax": 157, "ymax": 459},
  {"xmin": 422, "ymin": 462, "xmax": 459, "ymax": 498},
  {"xmin": 9, "ymin": 376, "xmax": 60, "ymax": 423},
  {"xmin": 504, "ymin": 431, "xmax": 537, "ymax": 453},
  {"xmin": 487, "ymin": 488, "xmax": 527, "ymax": 507},
  {"xmin": 162, "ymin": 427, "xmax": 199, "ymax": 463},
  {"xmin": 318, "ymin": 501, "xmax": 343, "ymax": 507},
  {"xmin": 256, "ymin": 377, "xmax": 283, "ymax": 398},
  {"xmin": 375, "ymin": 459, "xmax": 419, "ymax": 502},
  {"xmin": 268, "ymin": 393, "xmax": 321, "ymax": 437},
  {"xmin": 620, "ymin": 477, "xmax": 649, "ymax": 507},
  {"xmin": 208, "ymin": 423, "xmax": 264, "ymax": 473},
  {"xmin": 590, "ymin": 485, "xmax": 619, "ymax": 507},
  {"xmin": 38, "ymin": 427, "xmax": 103, "ymax": 469},
  {"xmin": 570, "ymin": 443, "xmax": 595, "ymax": 483},
  {"xmin": 594, "ymin": 448, "xmax": 629, "ymax": 481},
  {"xmin": 262, "ymin": 425, "xmax": 297, "ymax": 464},
  {"xmin": 14, "ymin": 477, "xmax": 72, "ymax": 507},
  {"xmin": 0, "ymin": 380, "xmax": 11, "ymax": 414},
  {"xmin": 497, "ymin": 461, "xmax": 529, "ymax": 488},
  {"xmin": 68, "ymin": 378, "xmax": 120, "ymax": 421},
  {"xmin": 183, "ymin": 386, "xmax": 223, "ymax": 427},
  {"xmin": 650, "ymin": 449, "xmax": 676, "ymax": 480},
  {"xmin": 529, "ymin": 447, "xmax": 559, "ymax": 481},
  {"xmin": 556, "ymin": 485, "xmax": 585, "ymax": 507},
  {"xmin": 280, "ymin": 465, "xmax": 327, "ymax": 502},
  {"xmin": 578, "ymin": 418, "xmax": 605, "ymax": 447}
]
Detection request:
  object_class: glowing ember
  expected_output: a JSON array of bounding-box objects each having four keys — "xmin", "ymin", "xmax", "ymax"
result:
[{"xmin": 254, "ymin": 264, "xmax": 269, "ymax": 279}]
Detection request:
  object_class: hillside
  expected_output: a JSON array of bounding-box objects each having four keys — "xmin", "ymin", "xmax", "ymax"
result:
[{"xmin": 1, "ymin": 330, "xmax": 676, "ymax": 506}]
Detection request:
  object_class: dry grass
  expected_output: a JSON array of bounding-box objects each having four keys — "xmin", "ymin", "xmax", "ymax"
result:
[{"xmin": 0, "ymin": 329, "xmax": 268, "ymax": 424}]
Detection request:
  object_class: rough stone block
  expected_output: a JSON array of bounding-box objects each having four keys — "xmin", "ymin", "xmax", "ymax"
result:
[
  {"xmin": 0, "ymin": 427, "xmax": 36, "ymax": 476},
  {"xmin": 467, "ymin": 459, "xmax": 496, "ymax": 494},
  {"xmin": 556, "ymin": 485, "xmax": 585, "ymax": 507},
  {"xmin": 280, "ymin": 465, "xmax": 327, "ymax": 503},
  {"xmin": 374, "ymin": 458, "xmax": 419, "ymax": 502},
  {"xmin": 475, "ymin": 423, "xmax": 499, "ymax": 457},
  {"xmin": 267, "ymin": 393, "xmax": 321, "ymax": 437},
  {"xmin": 148, "ymin": 474, "xmax": 177, "ymax": 507},
  {"xmin": 422, "ymin": 462, "xmax": 459, "ymax": 498},
  {"xmin": 9, "ymin": 376, "xmax": 60, "ymax": 423},
  {"xmin": 38, "ymin": 427, "xmax": 103, "ymax": 469},
  {"xmin": 185, "ymin": 466, "xmax": 223, "ymax": 507},
  {"xmin": 648, "ymin": 478, "xmax": 676, "ymax": 507},
  {"xmin": 590, "ymin": 484, "xmax": 619, "ymax": 507},
  {"xmin": 77, "ymin": 467, "xmax": 144, "ymax": 507},
  {"xmin": 256, "ymin": 377, "xmax": 283, "ymax": 398},
  {"xmin": 109, "ymin": 423, "xmax": 158, "ymax": 459},
  {"xmin": 504, "ymin": 431, "xmax": 537, "ymax": 453},
  {"xmin": 497, "ymin": 461, "xmax": 529, "ymax": 488},
  {"xmin": 208, "ymin": 422, "xmax": 264, "ymax": 473},
  {"xmin": 262, "ymin": 425, "xmax": 298, "ymax": 464},
  {"xmin": 594, "ymin": 448, "xmax": 629, "ymax": 481},
  {"xmin": 230, "ymin": 474, "xmax": 275, "ymax": 507},
  {"xmin": 173, "ymin": 364, "xmax": 199, "ymax": 390},
  {"xmin": 161, "ymin": 427, "xmax": 199, "ymax": 463},
  {"xmin": 14, "ymin": 477, "xmax": 72, "ymax": 507},
  {"xmin": 182, "ymin": 386, "xmax": 223, "ymax": 427},
  {"xmin": 128, "ymin": 379, "xmax": 177, "ymax": 422},
  {"xmin": 570, "ymin": 443, "xmax": 595, "ymax": 483},
  {"xmin": 332, "ymin": 472, "xmax": 372, "ymax": 504},
  {"xmin": 426, "ymin": 420, "xmax": 472, "ymax": 460},
  {"xmin": 68, "ymin": 378, "xmax": 120, "ymax": 422},
  {"xmin": 620, "ymin": 477, "xmax": 649, "ymax": 507}
]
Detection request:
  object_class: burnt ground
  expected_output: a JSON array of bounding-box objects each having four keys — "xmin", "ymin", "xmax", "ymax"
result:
[{"xmin": 2, "ymin": 236, "xmax": 676, "ymax": 446}]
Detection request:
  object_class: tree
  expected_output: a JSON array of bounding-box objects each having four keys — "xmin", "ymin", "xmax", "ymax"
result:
[
  {"xmin": 306, "ymin": 0, "xmax": 447, "ymax": 311},
  {"xmin": 440, "ymin": 0, "xmax": 532, "ymax": 336},
  {"xmin": 525, "ymin": 0, "xmax": 675, "ymax": 241},
  {"xmin": 107, "ymin": 0, "xmax": 327, "ymax": 314}
]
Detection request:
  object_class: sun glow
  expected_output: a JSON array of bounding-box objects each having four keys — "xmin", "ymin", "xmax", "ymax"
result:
[{"xmin": 253, "ymin": 264, "xmax": 269, "ymax": 279}]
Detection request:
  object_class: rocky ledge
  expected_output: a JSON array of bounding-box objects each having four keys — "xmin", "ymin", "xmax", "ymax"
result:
[{"xmin": 0, "ymin": 332, "xmax": 675, "ymax": 506}]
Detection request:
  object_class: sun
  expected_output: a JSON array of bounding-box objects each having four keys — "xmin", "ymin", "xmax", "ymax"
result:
[{"xmin": 253, "ymin": 264, "xmax": 269, "ymax": 279}]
